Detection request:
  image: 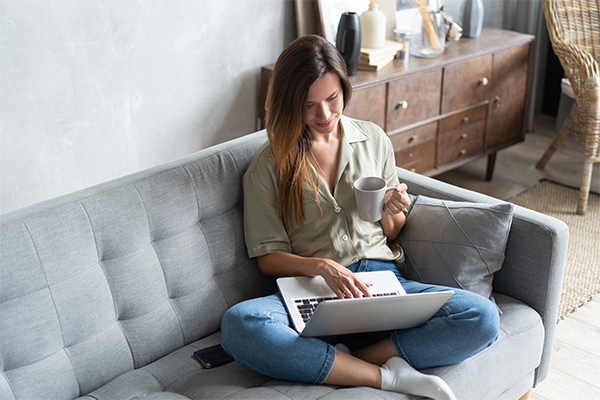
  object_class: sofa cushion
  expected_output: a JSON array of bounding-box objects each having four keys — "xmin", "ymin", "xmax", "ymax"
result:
[
  {"xmin": 423, "ymin": 294, "xmax": 544, "ymax": 400},
  {"xmin": 0, "ymin": 131, "xmax": 275, "ymax": 400},
  {"xmin": 398, "ymin": 196, "xmax": 514, "ymax": 300},
  {"xmin": 80, "ymin": 332, "xmax": 410, "ymax": 400},
  {"xmin": 79, "ymin": 294, "xmax": 541, "ymax": 400}
]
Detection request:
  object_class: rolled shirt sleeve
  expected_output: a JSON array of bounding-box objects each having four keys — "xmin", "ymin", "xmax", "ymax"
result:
[{"xmin": 243, "ymin": 142, "xmax": 292, "ymax": 258}]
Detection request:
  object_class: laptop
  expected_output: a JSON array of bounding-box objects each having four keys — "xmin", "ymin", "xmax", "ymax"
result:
[{"xmin": 277, "ymin": 270, "xmax": 453, "ymax": 337}]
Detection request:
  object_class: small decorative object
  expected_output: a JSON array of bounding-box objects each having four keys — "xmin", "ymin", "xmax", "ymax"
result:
[
  {"xmin": 462, "ymin": 0, "xmax": 484, "ymax": 38},
  {"xmin": 360, "ymin": 0, "xmax": 386, "ymax": 49},
  {"xmin": 393, "ymin": 29, "xmax": 411, "ymax": 60},
  {"xmin": 410, "ymin": 0, "xmax": 445, "ymax": 58},
  {"xmin": 438, "ymin": 6, "xmax": 463, "ymax": 41},
  {"xmin": 336, "ymin": 12, "xmax": 362, "ymax": 76},
  {"xmin": 449, "ymin": 22, "xmax": 463, "ymax": 41}
]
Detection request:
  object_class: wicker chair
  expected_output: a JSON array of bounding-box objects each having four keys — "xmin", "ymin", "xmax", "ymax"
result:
[{"xmin": 536, "ymin": 0, "xmax": 600, "ymax": 215}]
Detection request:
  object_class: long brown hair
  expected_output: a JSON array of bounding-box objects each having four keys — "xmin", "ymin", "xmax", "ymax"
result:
[{"xmin": 265, "ymin": 35, "xmax": 352, "ymax": 228}]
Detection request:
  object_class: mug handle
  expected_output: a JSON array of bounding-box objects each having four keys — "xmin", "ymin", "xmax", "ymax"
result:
[{"xmin": 382, "ymin": 187, "xmax": 400, "ymax": 212}]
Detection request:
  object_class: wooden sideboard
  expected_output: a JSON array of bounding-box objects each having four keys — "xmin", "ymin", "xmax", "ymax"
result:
[{"xmin": 260, "ymin": 27, "xmax": 535, "ymax": 180}]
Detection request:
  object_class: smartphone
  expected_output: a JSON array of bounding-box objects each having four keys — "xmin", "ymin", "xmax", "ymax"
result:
[{"xmin": 193, "ymin": 344, "xmax": 234, "ymax": 369}]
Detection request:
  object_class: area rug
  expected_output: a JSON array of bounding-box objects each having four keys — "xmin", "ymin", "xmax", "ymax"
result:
[{"xmin": 508, "ymin": 180, "xmax": 600, "ymax": 322}]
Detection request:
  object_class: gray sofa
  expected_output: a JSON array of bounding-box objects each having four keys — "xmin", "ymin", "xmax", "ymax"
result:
[{"xmin": 0, "ymin": 130, "xmax": 567, "ymax": 400}]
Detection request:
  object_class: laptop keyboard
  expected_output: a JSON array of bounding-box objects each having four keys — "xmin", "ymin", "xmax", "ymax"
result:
[{"xmin": 294, "ymin": 292, "xmax": 402, "ymax": 323}]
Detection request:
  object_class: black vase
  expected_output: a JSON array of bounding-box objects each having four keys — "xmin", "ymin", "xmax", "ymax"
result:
[
  {"xmin": 462, "ymin": 0, "xmax": 484, "ymax": 38},
  {"xmin": 336, "ymin": 12, "xmax": 361, "ymax": 76}
]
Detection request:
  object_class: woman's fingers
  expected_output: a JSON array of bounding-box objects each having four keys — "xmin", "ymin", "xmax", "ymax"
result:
[
  {"xmin": 384, "ymin": 183, "xmax": 411, "ymax": 215},
  {"xmin": 320, "ymin": 259, "xmax": 373, "ymax": 299},
  {"xmin": 336, "ymin": 276, "xmax": 372, "ymax": 299},
  {"xmin": 352, "ymin": 277, "xmax": 372, "ymax": 298}
]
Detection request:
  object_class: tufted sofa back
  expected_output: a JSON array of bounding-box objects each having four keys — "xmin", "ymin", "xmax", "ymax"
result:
[{"xmin": 0, "ymin": 131, "xmax": 274, "ymax": 399}]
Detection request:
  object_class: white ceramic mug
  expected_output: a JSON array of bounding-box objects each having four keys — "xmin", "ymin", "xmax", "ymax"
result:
[{"xmin": 353, "ymin": 177, "xmax": 397, "ymax": 222}]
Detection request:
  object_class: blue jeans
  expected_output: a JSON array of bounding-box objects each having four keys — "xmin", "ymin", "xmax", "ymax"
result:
[{"xmin": 221, "ymin": 259, "xmax": 499, "ymax": 384}]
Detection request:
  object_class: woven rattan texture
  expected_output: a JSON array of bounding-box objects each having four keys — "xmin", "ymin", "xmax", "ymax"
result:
[
  {"xmin": 539, "ymin": 0, "xmax": 600, "ymax": 214},
  {"xmin": 544, "ymin": 0, "xmax": 600, "ymax": 159}
]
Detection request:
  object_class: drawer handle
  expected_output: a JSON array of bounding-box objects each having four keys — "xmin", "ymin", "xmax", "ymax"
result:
[
  {"xmin": 461, "ymin": 133, "xmax": 468, "ymax": 139},
  {"xmin": 409, "ymin": 135, "xmax": 418, "ymax": 142},
  {"xmin": 480, "ymin": 77, "xmax": 489, "ymax": 86},
  {"xmin": 494, "ymin": 96, "xmax": 502, "ymax": 108},
  {"xmin": 397, "ymin": 100, "xmax": 409, "ymax": 110},
  {"xmin": 460, "ymin": 149, "xmax": 467, "ymax": 155},
  {"xmin": 462, "ymin": 117, "xmax": 470, "ymax": 124},
  {"xmin": 409, "ymin": 153, "xmax": 414, "ymax": 158}
]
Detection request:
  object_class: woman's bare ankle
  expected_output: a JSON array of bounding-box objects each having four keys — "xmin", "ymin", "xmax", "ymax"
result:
[
  {"xmin": 352, "ymin": 337, "xmax": 396, "ymax": 366},
  {"xmin": 324, "ymin": 350, "xmax": 381, "ymax": 388}
]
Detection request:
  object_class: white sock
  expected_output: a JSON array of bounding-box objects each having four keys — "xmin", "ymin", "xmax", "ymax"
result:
[
  {"xmin": 380, "ymin": 357, "xmax": 457, "ymax": 400},
  {"xmin": 334, "ymin": 343, "xmax": 351, "ymax": 354}
]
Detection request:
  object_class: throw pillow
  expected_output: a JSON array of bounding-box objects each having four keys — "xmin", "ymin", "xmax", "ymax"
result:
[{"xmin": 397, "ymin": 195, "xmax": 514, "ymax": 300}]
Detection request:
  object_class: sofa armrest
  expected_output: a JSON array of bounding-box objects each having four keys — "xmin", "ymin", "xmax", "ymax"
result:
[{"xmin": 396, "ymin": 168, "xmax": 568, "ymax": 386}]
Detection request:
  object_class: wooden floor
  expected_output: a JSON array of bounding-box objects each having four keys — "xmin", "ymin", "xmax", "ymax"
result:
[
  {"xmin": 435, "ymin": 115, "xmax": 600, "ymax": 400},
  {"xmin": 434, "ymin": 114, "xmax": 600, "ymax": 200}
]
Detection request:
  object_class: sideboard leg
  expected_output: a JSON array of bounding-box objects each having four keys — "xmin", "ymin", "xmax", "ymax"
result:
[{"xmin": 486, "ymin": 152, "xmax": 497, "ymax": 181}]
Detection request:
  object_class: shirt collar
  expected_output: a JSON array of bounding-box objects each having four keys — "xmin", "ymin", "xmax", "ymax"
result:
[
  {"xmin": 340, "ymin": 115, "xmax": 371, "ymax": 144},
  {"xmin": 334, "ymin": 116, "xmax": 370, "ymax": 190}
]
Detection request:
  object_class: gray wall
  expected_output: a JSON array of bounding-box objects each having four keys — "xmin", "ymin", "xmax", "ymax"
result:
[
  {"xmin": 1, "ymin": 0, "xmax": 540, "ymax": 215},
  {"xmin": 442, "ymin": 0, "xmax": 504, "ymax": 28},
  {"xmin": 0, "ymin": 0, "xmax": 295, "ymax": 214}
]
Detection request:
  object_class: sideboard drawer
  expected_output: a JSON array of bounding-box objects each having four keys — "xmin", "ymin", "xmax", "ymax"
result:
[
  {"xmin": 441, "ymin": 105, "xmax": 487, "ymax": 133},
  {"xmin": 442, "ymin": 55, "xmax": 492, "ymax": 113},
  {"xmin": 344, "ymin": 83, "xmax": 386, "ymax": 129},
  {"xmin": 395, "ymin": 139, "xmax": 436, "ymax": 168},
  {"xmin": 438, "ymin": 106, "xmax": 486, "ymax": 165},
  {"xmin": 389, "ymin": 122, "xmax": 437, "ymax": 149},
  {"xmin": 399, "ymin": 155, "xmax": 436, "ymax": 174},
  {"xmin": 391, "ymin": 122, "xmax": 437, "ymax": 171},
  {"xmin": 387, "ymin": 70, "xmax": 442, "ymax": 132}
]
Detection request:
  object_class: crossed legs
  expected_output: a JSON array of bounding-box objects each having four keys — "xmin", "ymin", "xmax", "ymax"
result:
[{"xmin": 221, "ymin": 260, "xmax": 499, "ymax": 399}]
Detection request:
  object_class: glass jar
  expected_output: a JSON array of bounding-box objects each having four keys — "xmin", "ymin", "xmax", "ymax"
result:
[
  {"xmin": 410, "ymin": 11, "xmax": 445, "ymax": 58},
  {"xmin": 393, "ymin": 29, "xmax": 412, "ymax": 60}
]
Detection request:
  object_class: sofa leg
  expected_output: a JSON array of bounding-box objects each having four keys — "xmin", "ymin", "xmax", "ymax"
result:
[{"xmin": 519, "ymin": 388, "xmax": 532, "ymax": 400}]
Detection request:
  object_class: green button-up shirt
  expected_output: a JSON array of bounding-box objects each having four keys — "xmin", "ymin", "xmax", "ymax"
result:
[{"xmin": 243, "ymin": 116, "xmax": 403, "ymax": 267}]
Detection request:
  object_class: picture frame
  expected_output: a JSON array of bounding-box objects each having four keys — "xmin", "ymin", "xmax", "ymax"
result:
[{"xmin": 295, "ymin": 0, "xmax": 321, "ymax": 37}]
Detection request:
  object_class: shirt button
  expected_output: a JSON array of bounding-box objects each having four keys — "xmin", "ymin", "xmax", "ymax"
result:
[
  {"xmin": 352, "ymin": 257, "xmax": 360, "ymax": 263},
  {"xmin": 334, "ymin": 207, "xmax": 342, "ymax": 213},
  {"xmin": 342, "ymin": 234, "xmax": 349, "ymax": 241}
]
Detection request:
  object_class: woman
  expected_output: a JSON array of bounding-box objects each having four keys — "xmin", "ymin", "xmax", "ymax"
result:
[{"xmin": 221, "ymin": 35, "xmax": 499, "ymax": 400}]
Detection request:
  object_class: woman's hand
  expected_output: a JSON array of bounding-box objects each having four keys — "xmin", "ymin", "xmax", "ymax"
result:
[
  {"xmin": 317, "ymin": 259, "xmax": 373, "ymax": 299},
  {"xmin": 379, "ymin": 183, "xmax": 410, "ymax": 241},
  {"xmin": 383, "ymin": 183, "xmax": 411, "ymax": 215},
  {"xmin": 256, "ymin": 252, "xmax": 371, "ymax": 299}
]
